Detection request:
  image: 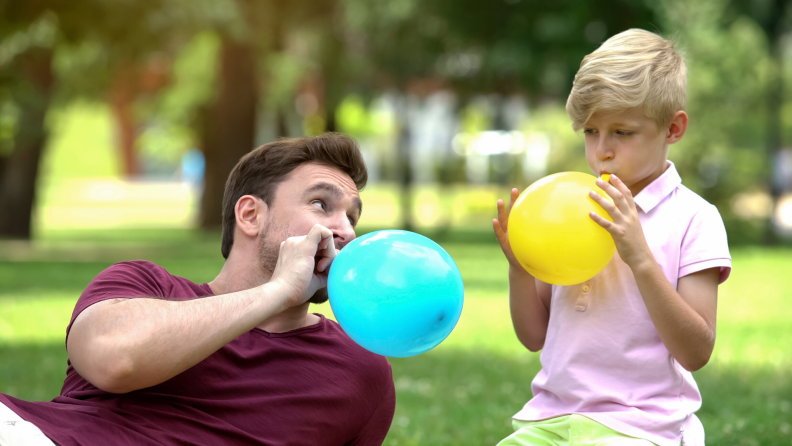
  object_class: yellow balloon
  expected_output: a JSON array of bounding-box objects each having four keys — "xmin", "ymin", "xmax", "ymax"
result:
[{"xmin": 507, "ymin": 172, "xmax": 616, "ymax": 286}]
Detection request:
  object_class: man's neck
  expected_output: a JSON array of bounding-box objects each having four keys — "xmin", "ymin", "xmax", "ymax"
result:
[
  {"xmin": 208, "ymin": 251, "xmax": 319, "ymax": 334},
  {"xmin": 256, "ymin": 303, "xmax": 320, "ymax": 333}
]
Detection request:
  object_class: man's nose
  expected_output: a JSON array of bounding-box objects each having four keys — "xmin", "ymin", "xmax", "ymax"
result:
[{"xmin": 330, "ymin": 214, "xmax": 356, "ymax": 249}]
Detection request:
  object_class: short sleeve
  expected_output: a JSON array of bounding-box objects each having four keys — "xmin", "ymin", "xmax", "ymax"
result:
[
  {"xmin": 66, "ymin": 260, "xmax": 171, "ymax": 337},
  {"xmin": 679, "ymin": 204, "xmax": 732, "ymax": 283},
  {"xmin": 346, "ymin": 363, "xmax": 396, "ymax": 445}
]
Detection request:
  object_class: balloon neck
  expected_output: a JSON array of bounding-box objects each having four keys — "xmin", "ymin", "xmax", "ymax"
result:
[{"xmin": 600, "ymin": 174, "xmax": 611, "ymax": 183}]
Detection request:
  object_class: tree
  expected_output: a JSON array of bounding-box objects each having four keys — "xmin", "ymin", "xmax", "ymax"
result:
[
  {"xmin": 340, "ymin": 0, "xmax": 658, "ymax": 230},
  {"xmin": 0, "ymin": 6, "xmax": 57, "ymax": 238},
  {"xmin": 726, "ymin": 0, "xmax": 792, "ymax": 243},
  {"xmin": 0, "ymin": 0, "xmax": 202, "ymax": 238}
]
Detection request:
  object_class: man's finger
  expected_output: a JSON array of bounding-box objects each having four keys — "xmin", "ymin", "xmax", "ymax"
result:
[
  {"xmin": 316, "ymin": 236, "xmax": 337, "ymax": 269},
  {"xmin": 316, "ymin": 254, "xmax": 334, "ymax": 273},
  {"xmin": 306, "ymin": 224, "xmax": 333, "ymax": 248}
]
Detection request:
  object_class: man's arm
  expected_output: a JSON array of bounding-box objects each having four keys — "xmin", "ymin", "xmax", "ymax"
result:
[
  {"xmin": 346, "ymin": 374, "xmax": 396, "ymax": 446},
  {"xmin": 67, "ymin": 224, "xmax": 335, "ymax": 394}
]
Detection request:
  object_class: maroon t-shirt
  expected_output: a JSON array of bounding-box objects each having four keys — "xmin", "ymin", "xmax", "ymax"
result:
[{"xmin": 0, "ymin": 260, "xmax": 395, "ymax": 446}]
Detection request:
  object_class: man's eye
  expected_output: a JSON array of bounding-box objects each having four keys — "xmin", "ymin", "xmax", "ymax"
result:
[{"xmin": 312, "ymin": 200, "xmax": 325, "ymax": 210}]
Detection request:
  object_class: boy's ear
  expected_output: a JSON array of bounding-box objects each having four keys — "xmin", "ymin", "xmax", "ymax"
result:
[{"xmin": 665, "ymin": 111, "xmax": 688, "ymax": 145}]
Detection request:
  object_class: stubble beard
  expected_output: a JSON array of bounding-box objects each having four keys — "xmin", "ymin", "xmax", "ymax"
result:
[{"xmin": 258, "ymin": 218, "xmax": 329, "ymax": 305}]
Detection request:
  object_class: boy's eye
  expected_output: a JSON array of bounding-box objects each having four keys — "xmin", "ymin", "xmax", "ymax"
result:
[
  {"xmin": 583, "ymin": 129, "xmax": 597, "ymax": 134},
  {"xmin": 616, "ymin": 130, "xmax": 632, "ymax": 136}
]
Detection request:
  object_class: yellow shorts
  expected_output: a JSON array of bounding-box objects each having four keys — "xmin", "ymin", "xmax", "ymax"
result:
[{"xmin": 496, "ymin": 414, "xmax": 660, "ymax": 446}]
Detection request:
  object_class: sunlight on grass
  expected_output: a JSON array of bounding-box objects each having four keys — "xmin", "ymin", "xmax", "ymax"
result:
[
  {"xmin": 0, "ymin": 294, "xmax": 77, "ymax": 343},
  {"xmin": 1, "ymin": 233, "xmax": 791, "ymax": 444}
]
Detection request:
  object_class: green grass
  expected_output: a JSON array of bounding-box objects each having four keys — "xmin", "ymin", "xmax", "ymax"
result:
[{"xmin": 1, "ymin": 228, "xmax": 791, "ymax": 445}]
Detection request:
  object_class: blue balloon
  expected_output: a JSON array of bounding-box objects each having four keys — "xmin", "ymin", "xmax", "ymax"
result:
[{"xmin": 328, "ymin": 230, "xmax": 464, "ymax": 357}]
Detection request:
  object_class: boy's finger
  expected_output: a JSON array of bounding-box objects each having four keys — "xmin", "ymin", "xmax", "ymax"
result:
[
  {"xmin": 493, "ymin": 219, "xmax": 505, "ymax": 240},
  {"xmin": 589, "ymin": 190, "xmax": 620, "ymax": 219},
  {"xmin": 609, "ymin": 175, "xmax": 635, "ymax": 206},
  {"xmin": 596, "ymin": 179, "xmax": 630, "ymax": 213},
  {"xmin": 507, "ymin": 188, "xmax": 519, "ymax": 215},
  {"xmin": 589, "ymin": 211, "xmax": 615, "ymax": 233},
  {"xmin": 493, "ymin": 219, "xmax": 518, "ymax": 263},
  {"xmin": 497, "ymin": 199, "xmax": 509, "ymax": 232}
]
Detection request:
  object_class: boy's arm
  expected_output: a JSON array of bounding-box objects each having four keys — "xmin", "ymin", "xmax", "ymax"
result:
[
  {"xmin": 494, "ymin": 188, "xmax": 551, "ymax": 352},
  {"xmin": 589, "ymin": 175, "xmax": 717, "ymax": 371},
  {"xmin": 631, "ymin": 264, "xmax": 718, "ymax": 371}
]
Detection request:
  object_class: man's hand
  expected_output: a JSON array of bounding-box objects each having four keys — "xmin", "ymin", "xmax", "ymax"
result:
[
  {"xmin": 587, "ymin": 174, "xmax": 653, "ymax": 269},
  {"xmin": 269, "ymin": 224, "xmax": 337, "ymax": 309},
  {"xmin": 493, "ymin": 188, "xmax": 525, "ymax": 271}
]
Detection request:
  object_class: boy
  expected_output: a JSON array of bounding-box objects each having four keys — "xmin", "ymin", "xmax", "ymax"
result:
[{"xmin": 493, "ymin": 29, "xmax": 731, "ymax": 446}]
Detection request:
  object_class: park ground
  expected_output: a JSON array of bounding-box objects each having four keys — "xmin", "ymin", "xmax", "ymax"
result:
[{"xmin": 1, "ymin": 227, "xmax": 791, "ymax": 445}]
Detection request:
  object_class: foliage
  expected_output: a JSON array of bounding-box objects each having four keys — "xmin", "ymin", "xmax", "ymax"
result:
[{"xmin": 651, "ymin": 0, "xmax": 789, "ymax": 244}]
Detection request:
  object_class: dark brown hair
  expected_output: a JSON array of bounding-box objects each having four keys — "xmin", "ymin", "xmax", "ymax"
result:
[{"xmin": 220, "ymin": 133, "xmax": 368, "ymax": 259}]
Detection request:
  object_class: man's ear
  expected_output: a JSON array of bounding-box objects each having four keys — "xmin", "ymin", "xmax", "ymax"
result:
[
  {"xmin": 666, "ymin": 110, "xmax": 688, "ymax": 145},
  {"xmin": 235, "ymin": 195, "xmax": 267, "ymax": 238}
]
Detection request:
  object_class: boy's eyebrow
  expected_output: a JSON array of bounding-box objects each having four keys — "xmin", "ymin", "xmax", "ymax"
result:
[
  {"xmin": 303, "ymin": 182, "xmax": 363, "ymax": 215},
  {"xmin": 585, "ymin": 121, "xmax": 641, "ymax": 128}
]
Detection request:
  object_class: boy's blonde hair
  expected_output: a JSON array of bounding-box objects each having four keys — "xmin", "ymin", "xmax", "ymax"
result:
[{"xmin": 566, "ymin": 28, "xmax": 687, "ymax": 131}]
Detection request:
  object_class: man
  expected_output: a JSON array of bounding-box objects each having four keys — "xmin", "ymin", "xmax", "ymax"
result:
[{"xmin": 0, "ymin": 133, "xmax": 396, "ymax": 446}]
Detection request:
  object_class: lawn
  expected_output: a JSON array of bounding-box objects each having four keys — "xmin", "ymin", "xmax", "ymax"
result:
[{"xmin": 1, "ymin": 228, "xmax": 791, "ymax": 445}]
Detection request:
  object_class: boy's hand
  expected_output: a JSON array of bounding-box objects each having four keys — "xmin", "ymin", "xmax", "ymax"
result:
[
  {"xmin": 493, "ymin": 188, "xmax": 526, "ymax": 271},
  {"xmin": 588, "ymin": 174, "xmax": 653, "ymax": 269}
]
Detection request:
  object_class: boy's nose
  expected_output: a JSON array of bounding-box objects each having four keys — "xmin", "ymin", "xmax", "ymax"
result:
[{"xmin": 595, "ymin": 136, "xmax": 614, "ymax": 161}]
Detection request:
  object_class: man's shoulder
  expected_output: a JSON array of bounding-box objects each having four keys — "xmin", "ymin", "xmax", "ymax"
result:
[
  {"xmin": 85, "ymin": 260, "xmax": 206, "ymax": 301},
  {"xmin": 322, "ymin": 318, "xmax": 393, "ymax": 375},
  {"xmin": 102, "ymin": 259, "xmax": 170, "ymax": 277},
  {"xmin": 94, "ymin": 260, "xmax": 197, "ymax": 290}
]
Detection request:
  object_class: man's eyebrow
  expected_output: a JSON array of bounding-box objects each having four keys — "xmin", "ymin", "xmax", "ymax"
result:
[{"xmin": 303, "ymin": 182, "xmax": 362, "ymax": 215}]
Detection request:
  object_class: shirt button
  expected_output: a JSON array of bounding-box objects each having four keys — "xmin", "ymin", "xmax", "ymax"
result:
[{"xmin": 582, "ymin": 285, "xmax": 590, "ymax": 292}]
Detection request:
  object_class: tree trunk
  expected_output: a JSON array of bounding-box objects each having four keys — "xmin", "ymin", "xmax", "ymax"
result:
[
  {"xmin": 763, "ymin": 0, "xmax": 789, "ymax": 245},
  {"xmin": 396, "ymin": 97, "xmax": 413, "ymax": 231},
  {"xmin": 0, "ymin": 49, "xmax": 53, "ymax": 239},
  {"xmin": 110, "ymin": 65, "xmax": 142, "ymax": 178},
  {"xmin": 199, "ymin": 36, "xmax": 258, "ymax": 230}
]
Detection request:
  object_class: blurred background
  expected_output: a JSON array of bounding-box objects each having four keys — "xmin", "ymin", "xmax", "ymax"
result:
[{"xmin": 0, "ymin": 0, "xmax": 791, "ymax": 444}]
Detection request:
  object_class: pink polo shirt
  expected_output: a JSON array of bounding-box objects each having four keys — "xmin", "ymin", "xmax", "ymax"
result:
[{"xmin": 513, "ymin": 162, "xmax": 731, "ymax": 446}]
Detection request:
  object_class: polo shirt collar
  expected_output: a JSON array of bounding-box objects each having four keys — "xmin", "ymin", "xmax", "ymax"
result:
[{"xmin": 632, "ymin": 161, "xmax": 681, "ymax": 213}]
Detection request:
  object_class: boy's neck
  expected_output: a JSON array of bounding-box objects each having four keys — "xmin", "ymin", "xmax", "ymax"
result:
[{"xmin": 626, "ymin": 160, "xmax": 669, "ymax": 197}]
